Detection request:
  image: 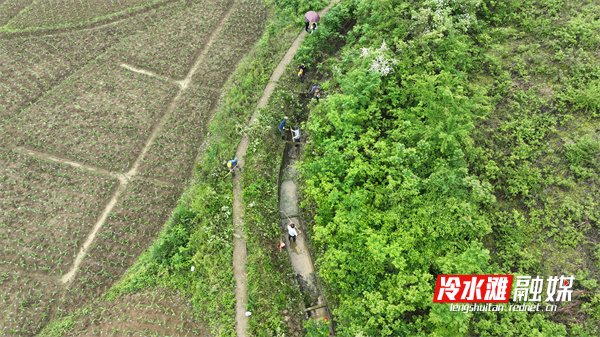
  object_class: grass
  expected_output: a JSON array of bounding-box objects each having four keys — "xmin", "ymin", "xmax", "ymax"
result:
[{"xmin": 454, "ymin": 0, "xmax": 600, "ymax": 333}]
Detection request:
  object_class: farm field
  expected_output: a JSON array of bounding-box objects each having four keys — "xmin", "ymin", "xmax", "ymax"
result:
[
  {"xmin": 0, "ymin": 0, "xmax": 266, "ymax": 335},
  {"xmin": 53, "ymin": 288, "xmax": 207, "ymax": 336}
]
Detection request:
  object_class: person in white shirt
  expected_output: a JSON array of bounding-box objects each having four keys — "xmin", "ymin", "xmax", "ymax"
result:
[
  {"xmin": 292, "ymin": 127, "xmax": 301, "ymax": 143},
  {"xmin": 287, "ymin": 222, "xmax": 300, "ymax": 242}
]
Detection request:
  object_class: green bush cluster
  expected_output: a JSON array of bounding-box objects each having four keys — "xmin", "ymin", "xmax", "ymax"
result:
[
  {"xmin": 304, "ymin": 317, "xmax": 330, "ymax": 337},
  {"xmin": 564, "ymin": 134, "xmax": 600, "ymax": 179},
  {"xmin": 297, "ymin": 0, "xmax": 600, "ymax": 335}
]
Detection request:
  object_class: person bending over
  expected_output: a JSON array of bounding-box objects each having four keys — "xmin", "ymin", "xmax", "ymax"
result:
[{"xmin": 288, "ymin": 222, "xmax": 301, "ymax": 243}]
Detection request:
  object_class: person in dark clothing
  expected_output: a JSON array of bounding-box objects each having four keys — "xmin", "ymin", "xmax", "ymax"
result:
[
  {"xmin": 298, "ymin": 61, "xmax": 307, "ymax": 82},
  {"xmin": 304, "ymin": 18, "xmax": 310, "ymax": 32},
  {"xmin": 278, "ymin": 116, "xmax": 289, "ymax": 140},
  {"xmin": 310, "ymin": 83, "xmax": 321, "ymax": 102},
  {"xmin": 310, "ymin": 83, "xmax": 319, "ymax": 95}
]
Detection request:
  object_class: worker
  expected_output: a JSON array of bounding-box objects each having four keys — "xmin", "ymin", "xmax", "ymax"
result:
[
  {"xmin": 288, "ymin": 222, "xmax": 301, "ymax": 243},
  {"xmin": 310, "ymin": 84, "xmax": 321, "ymax": 102},
  {"xmin": 291, "ymin": 126, "xmax": 301, "ymax": 143},
  {"xmin": 227, "ymin": 157, "xmax": 241, "ymax": 178},
  {"xmin": 310, "ymin": 83, "xmax": 319, "ymax": 95},
  {"xmin": 298, "ymin": 61, "xmax": 307, "ymax": 82},
  {"xmin": 278, "ymin": 116, "xmax": 289, "ymax": 140}
]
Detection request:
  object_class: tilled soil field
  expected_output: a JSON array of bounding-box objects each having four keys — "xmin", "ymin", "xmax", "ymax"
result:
[
  {"xmin": 0, "ymin": 0, "xmax": 266, "ymax": 335},
  {"xmin": 62, "ymin": 289, "xmax": 206, "ymax": 336}
]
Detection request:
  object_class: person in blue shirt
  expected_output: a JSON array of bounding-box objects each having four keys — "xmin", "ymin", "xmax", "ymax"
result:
[
  {"xmin": 310, "ymin": 83, "xmax": 319, "ymax": 95},
  {"xmin": 310, "ymin": 84, "xmax": 321, "ymax": 102},
  {"xmin": 278, "ymin": 116, "xmax": 288, "ymax": 140},
  {"xmin": 227, "ymin": 157, "xmax": 241, "ymax": 178}
]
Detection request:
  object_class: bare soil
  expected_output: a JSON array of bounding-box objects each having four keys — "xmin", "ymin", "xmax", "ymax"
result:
[
  {"xmin": 0, "ymin": 0, "xmax": 266, "ymax": 335},
  {"xmin": 5, "ymin": 0, "xmax": 164, "ymax": 30},
  {"xmin": 0, "ymin": 147, "xmax": 118, "ymax": 276},
  {"xmin": 64, "ymin": 288, "xmax": 207, "ymax": 336}
]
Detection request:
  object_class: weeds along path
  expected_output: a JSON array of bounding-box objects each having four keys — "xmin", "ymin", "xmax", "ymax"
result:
[
  {"xmin": 231, "ymin": 1, "xmax": 340, "ymax": 335},
  {"xmin": 61, "ymin": 0, "xmax": 238, "ymax": 285}
]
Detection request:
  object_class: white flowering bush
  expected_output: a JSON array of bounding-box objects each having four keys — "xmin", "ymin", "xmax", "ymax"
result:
[
  {"xmin": 412, "ymin": 0, "xmax": 481, "ymax": 35},
  {"xmin": 359, "ymin": 39, "xmax": 399, "ymax": 76}
]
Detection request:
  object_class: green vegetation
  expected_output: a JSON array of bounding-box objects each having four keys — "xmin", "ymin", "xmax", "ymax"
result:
[
  {"xmin": 296, "ymin": 0, "xmax": 600, "ymax": 335},
  {"xmin": 242, "ymin": 90, "xmax": 304, "ymax": 336},
  {"xmin": 11, "ymin": 0, "xmax": 600, "ymax": 335},
  {"xmin": 305, "ymin": 317, "xmax": 331, "ymax": 337},
  {"xmin": 241, "ymin": 1, "xmax": 331, "ymax": 335}
]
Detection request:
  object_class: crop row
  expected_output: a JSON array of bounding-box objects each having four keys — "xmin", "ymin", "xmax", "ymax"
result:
[
  {"xmin": 138, "ymin": 85, "xmax": 217, "ymax": 185},
  {"xmin": 68, "ymin": 178, "xmax": 181, "ymax": 301},
  {"xmin": 195, "ymin": 0, "xmax": 267, "ymax": 86},
  {"xmin": 117, "ymin": 0, "xmax": 230, "ymax": 78},
  {"xmin": 0, "ymin": 147, "xmax": 117, "ymax": 274},
  {"xmin": 62, "ymin": 289, "xmax": 202, "ymax": 336},
  {"xmin": 1, "ymin": 60, "xmax": 177, "ymax": 172},
  {"xmin": 0, "ymin": 21, "xmax": 144, "ymax": 114},
  {"xmin": 0, "ymin": 0, "xmax": 34, "ymax": 27},
  {"xmin": 4, "ymin": 0, "xmax": 156, "ymax": 30},
  {"xmin": 0, "ymin": 0, "xmax": 266, "ymax": 335},
  {"xmin": 0, "ymin": 32, "xmax": 114, "ymax": 113},
  {"xmin": 0, "ymin": 272, "xmax": 64, "ymax": 336},
  {"xmin": 0, "ymin": 0, "xmax": 202, "ymax": 115}
]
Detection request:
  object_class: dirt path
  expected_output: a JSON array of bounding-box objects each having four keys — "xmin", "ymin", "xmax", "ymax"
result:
[
  {"xmin": 61, "ymin": 0, "xmax": 238, "ymax": 285},
  {"xmin": 8, "ymin": 143, "xmax": 126, "ymax": 181},
  {"xmin": 231, "ymin": 1, "xmax": 339, "ymax": 335},
  {"xmin": 120, "ymin": 63, "xmax": 180, "ymax": 87}
]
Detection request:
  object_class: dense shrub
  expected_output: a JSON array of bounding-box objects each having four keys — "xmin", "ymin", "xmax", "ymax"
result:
[{"xmin": 298, "ymin": 0, "xmax": 600, "ymax": 335}]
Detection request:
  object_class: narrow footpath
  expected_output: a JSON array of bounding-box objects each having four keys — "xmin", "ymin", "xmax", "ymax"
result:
[{"xmin": 231, "ymin": 1, "xmax": 340, "ymax": 336}]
